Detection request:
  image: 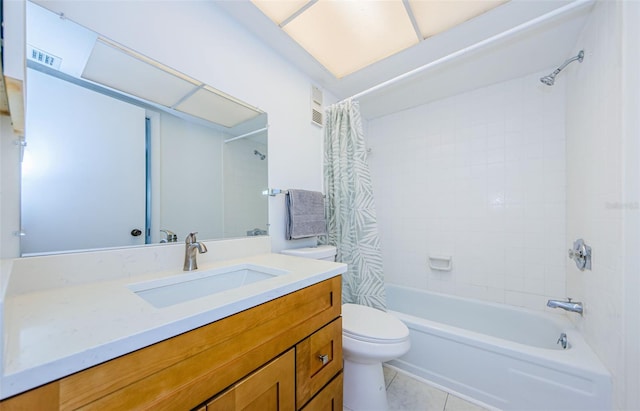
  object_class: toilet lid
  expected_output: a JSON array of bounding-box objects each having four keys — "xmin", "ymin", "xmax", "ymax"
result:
[{"xmin": 342, "ymin": 303, "xmax": 409, "ymax": 344}]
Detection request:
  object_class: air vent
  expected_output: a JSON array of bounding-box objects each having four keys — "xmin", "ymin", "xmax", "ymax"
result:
[{"xmin": 311, "ymin": 85, "xmax": 323, "ymax": 127}]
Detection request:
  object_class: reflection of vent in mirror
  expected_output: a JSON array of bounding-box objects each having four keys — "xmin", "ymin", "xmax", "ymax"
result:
[
  {"xmin": 27, "ymin": 45, "xmax": 62, "ymax": 70},
  {"xmin": 311, "ymin": 85, "xmax": 323, "ymax": 127},
  {"xmin": 82, "ymin": 38, "xmax": 263, "ymax": 128}
]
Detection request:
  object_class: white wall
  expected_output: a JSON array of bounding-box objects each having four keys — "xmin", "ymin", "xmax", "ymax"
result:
[
  {"xmin": 2, "ymin": 0, "xmax": 24, "ymax": 80},
  {"xmin": 16, "ymin": 0, "xmax": 335, "ymax": 253},
  {"xmin": 621, "ymin": 3, "xmax": 640, "ymax": 409},
  {"xmin": 566, "ymin": 1, "xmax": 640, "ymax": 409},
  {"xmin": 157, "ymin": 112, "xmax": 224, "ymax": 241},
  {"xmin": 0, "ymin": 116, "xmax": 21, "ymax": 258},
  {"xmin": 367, "ymin": 70, "xmax": 566, "ymax": 311},
  {"xmin": 1, "ymin": 0, "xmax": 25, "ymax": 258}
]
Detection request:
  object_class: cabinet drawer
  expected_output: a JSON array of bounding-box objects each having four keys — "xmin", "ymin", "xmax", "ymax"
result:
[
  {"xmin": 299, "ymin": 372, "xmax": 343, "ymax": 411},
  {"xmin": 296, "ymin": 318, "xmax": 342, "ymax": 409},
  {"xmin": 206, "ymin": 349, "xmax": 295, "ymax": 411}
]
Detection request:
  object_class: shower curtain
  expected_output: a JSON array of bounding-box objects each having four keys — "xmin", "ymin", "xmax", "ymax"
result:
[{"xmin": 324, "ymin": 100, "xmax": 386, "ymax": 310}]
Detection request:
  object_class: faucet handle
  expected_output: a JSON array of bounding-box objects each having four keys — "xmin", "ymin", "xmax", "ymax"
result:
[{"xmin": 185, "ymin": 232, "xmax": 198, "ymax": 244}]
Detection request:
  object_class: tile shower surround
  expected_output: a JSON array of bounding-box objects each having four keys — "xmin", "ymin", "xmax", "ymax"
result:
[{"xmin": 367, "ymin": 71, "xmax": 567, "ymax": 311}]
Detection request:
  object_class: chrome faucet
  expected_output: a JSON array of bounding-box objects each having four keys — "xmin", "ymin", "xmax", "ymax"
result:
[
  {"xmin": 160, "ymin": 229, "xmax": 178, "ymax": 243},
  {"xmin": 557, "ymin": 332, "xmax": 568, "ymax": 349},
  {"xmin": 547, "ymin": 298, "xmax": 583, "ymax": 316},
  {"xmin": 183, "ymin": 232, "xmax": 207, "ymax": 271}
]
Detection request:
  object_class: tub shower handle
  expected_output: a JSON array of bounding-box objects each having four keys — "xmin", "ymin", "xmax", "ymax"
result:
[
  {"xmin": 318, "ymin": 354, "xmax": 329, "ymax": 365},
  {"xmin": 568, "ymin": 245, "xmax": 587, "ymax": 260},
  {"xmin": 568, "ymin": 239, "xmax": 591, "ymax": 271}
]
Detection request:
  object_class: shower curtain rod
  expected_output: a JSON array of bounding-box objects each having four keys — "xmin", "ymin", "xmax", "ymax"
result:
[
  {"xmin": 224, "ymin": 126, "xmax": 269, "ymax": 143},
  {"xmin": 345, "ymin": 0, "xmax": 592, "ymax": 102}
]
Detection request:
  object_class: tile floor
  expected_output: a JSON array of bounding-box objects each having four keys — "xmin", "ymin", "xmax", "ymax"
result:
[{"xmin": 382, "ymin": 365, "xmax": 490, "ymax": 411}]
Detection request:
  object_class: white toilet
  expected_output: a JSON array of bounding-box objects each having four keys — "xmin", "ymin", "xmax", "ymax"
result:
[{"xmin": 281, "ymin": 245, "xmax": 410, "ymax": 411}]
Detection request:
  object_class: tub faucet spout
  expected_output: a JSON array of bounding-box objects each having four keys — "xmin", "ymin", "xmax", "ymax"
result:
[
  {"xmin": 183, "ymin": 232, "xmax": 208, "ymax": 271},
  {"xmin": 547, "ymin": 298, "xmax": 583, "ymax": 316}
]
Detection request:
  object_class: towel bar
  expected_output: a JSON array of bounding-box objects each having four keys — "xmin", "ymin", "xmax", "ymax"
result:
[
  {"xmin": 262, "ymin": 188, "xmax": 288, "ymax": 196},
  {"xmin": 263, "ymin": 188, "xmax": 325, "ymax": 198}
]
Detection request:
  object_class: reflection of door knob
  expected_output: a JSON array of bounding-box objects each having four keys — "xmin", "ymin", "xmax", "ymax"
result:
[{"xmin": 131, "ymin": 229, "xmax": 142, "ymax": 237}]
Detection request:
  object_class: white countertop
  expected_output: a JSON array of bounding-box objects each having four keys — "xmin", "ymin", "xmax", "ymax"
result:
[{"xmin": 1, "ymin": 251, "xmax": 346, "ymax": 399}]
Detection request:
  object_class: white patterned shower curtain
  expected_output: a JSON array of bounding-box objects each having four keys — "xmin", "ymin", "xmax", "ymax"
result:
[{"xmin": 324, "ymin": 100, "xmax": 386, "ymax": 310}]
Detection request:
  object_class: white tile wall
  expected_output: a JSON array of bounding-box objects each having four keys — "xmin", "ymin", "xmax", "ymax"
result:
[
  {"xmin": 620, "ymin": 3, "xmax": 640, "ymax": 409},
  {"xmin": 367, "ymin": 71, "xmax": 566, "ymax": 311},
  {"xmin": 565, "ymin": 1, "xmax": 631, "ymax": 409}
]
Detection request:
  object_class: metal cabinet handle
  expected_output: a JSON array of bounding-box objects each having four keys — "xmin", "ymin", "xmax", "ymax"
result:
[{"xmin": 317, "ymin": 354, "xmax": 329, "ymax": 365}]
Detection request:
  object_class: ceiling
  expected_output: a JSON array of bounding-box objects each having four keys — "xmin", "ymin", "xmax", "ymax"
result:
[
  {"xmin": 215, "ymin": 0, "xmax": 594, "ymax": 119},
  {"xmin": 250, "ymin": 0, "xmax": 508, "ymax": 79}
]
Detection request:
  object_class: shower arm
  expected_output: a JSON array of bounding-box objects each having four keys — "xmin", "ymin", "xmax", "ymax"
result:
[{"xmin": 552, "ymin": 50, "xmax": 585, "ymax": 76}]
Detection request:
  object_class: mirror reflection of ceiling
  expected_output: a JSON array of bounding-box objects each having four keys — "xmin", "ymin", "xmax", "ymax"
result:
[
  {"xmin": 251, "ymin": 0, "xmax": 509, "ymax": 79},
  {"xmin": 26, "ymin": 1, "xmax": 263, "ymax": 128}
]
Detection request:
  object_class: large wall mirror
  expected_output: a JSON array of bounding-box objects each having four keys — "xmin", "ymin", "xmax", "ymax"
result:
[{"xmin": 22, "ymin": 1, "xmax": 269, "ymax": 255}]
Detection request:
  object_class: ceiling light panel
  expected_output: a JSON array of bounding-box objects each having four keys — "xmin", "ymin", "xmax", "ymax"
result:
[
  {"xmin": 281, "ymin": 0, "xmax": 419, "ymax": 78},
  {"xmin": 251, "ymin": 0, "xmax": 311, "ymax": 25},
  {"xmin": 409, "ymin": 0, "xmax": 509, "ymax": 39}
]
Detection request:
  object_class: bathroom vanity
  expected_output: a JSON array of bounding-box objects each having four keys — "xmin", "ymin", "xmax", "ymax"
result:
[{"xmin": 0, "ymin": 239, "xmax": 346, "ymax": 410}]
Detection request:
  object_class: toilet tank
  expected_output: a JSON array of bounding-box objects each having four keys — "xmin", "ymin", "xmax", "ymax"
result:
[{"xmin": 281, "ymin": 245, "xmax": 337, "ymax": 261}]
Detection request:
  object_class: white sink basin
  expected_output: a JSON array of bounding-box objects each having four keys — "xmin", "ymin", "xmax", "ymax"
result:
[{"xmin": 128, "ymin": 264, "xmax": 290, "ymax": 308}]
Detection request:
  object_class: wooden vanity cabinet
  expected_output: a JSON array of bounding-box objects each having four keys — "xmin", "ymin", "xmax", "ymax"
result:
[
  {"xmin": 203, "ymin": 316, "xmax": 343, "ymax": 411},
  {"xmin": 0, "ymin": 276, "xmax": 342, "ymax": 411}
]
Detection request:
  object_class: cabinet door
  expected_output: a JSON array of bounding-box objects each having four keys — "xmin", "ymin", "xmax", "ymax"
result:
[
  {"xmin": 300, "ymin": 372, "xmax": 343, "ymax": 411},
  {"xmin": 207, "ymin": 350, "xmax": 294, "ymax": 411},
  {"xmin": 296, "ymin": 318, "xmax": 343, "ymax": 409}
]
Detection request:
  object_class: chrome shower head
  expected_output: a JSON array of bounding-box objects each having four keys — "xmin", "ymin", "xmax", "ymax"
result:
[
  {"xmin": 540, "ymin": 50, "xmax": 584, "ymax": 86},
  {"xmin": 540, "ymin": 74, "xmax": 556, "ymax": 86}
]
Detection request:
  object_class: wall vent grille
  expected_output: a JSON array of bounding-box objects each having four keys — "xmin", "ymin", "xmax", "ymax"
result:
[{"xmin": 311, "ymin": 85, "xmax": 323, "ymax": 127}]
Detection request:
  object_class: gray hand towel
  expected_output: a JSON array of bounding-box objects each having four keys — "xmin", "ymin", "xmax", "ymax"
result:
[{"xmin": 285, "ymin": 189, "xmax": 327, "ymax": 240}]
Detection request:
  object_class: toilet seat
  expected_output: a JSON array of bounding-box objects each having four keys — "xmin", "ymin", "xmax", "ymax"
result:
[{"xmin": 342, "ymin": 303, "xmax": 409, "ymax": 344}]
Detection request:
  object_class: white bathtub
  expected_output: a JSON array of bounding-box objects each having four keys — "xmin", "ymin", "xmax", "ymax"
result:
[{"xmin": 386, "ymin": 284, "xmax": 612, "ymax": 411}]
